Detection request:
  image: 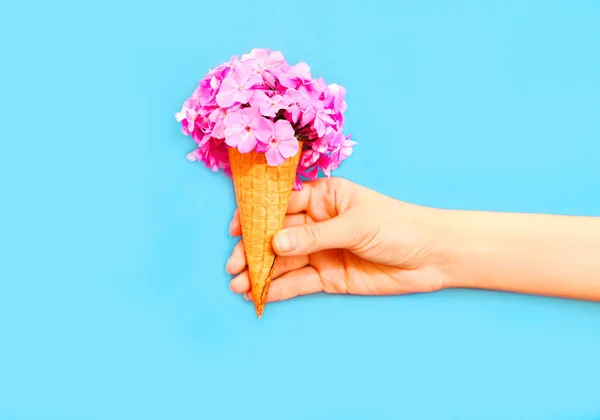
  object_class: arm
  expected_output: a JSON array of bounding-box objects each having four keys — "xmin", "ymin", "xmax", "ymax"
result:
[
  {"xmin": 437, "ymin": 210, "xmax": 600, "ymax": 301},
  {"xmin": 227, "ymin": 178, "xmax": 600, "ymax": 304}
]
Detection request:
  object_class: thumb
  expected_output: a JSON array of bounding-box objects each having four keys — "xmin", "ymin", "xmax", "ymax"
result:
[{"xmin": 272, "ymin": 216, "xmax": 354, "ymax": 256}]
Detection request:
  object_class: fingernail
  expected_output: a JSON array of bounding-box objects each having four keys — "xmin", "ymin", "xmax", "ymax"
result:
[
  {"xmin": 244, "ymin": 292, "xmax": 250, "ymax": 301},
  {"xmin": 274, "ymin": 230, "xmax": 298, "ymax": 253},
  {"xmin": 225, "ymin": 257, "xmax": 232, "ymax": 273},
  {"xmin": 228, "ymin": 218, "xmax": 234, "ymax": 235},
  {"xmin": 228, "ymin": 281, "xmax": 233, "ymax": 292}
]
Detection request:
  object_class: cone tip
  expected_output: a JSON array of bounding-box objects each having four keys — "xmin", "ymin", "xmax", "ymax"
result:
[{"xmin": 255, "ymin": 302, "xmax": 265, "ymax": 319}]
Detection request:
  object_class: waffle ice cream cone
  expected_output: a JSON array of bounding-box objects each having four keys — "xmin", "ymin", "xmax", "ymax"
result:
[{"xmin": 228, "ymin": 144, "xmax": 302, "ymax": 318}]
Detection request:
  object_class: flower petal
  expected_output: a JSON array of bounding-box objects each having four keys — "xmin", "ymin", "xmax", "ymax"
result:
[
  {"xmin": 225, "ymin": 109, "xmax": 244, "ymax": 127},
  {"xmin": 237, "ymin": 133, "xmax": 258, "ymax": 153},
  {"xmin": 253, "ymin": 117, "xmax": 274, "ymax": 143},
  {"xmin": 301, "ymin": 107, "xmax": 316, "ymax": 126},
  {"xmin": 293, "ymin": 176, "xmax": 303, "ymax": 191},
  {"xmin": 265, "ymin": 145, "xmax": 285, "ymax": 166},
  {"xmin": 235, "ymin": 90, "xmax": 253, "ymax": 105},
  {"xmin": 216, "ymin": 90, "xmax": 236, "ymax": 108},
  {"xmin": 274, "ymin": 119, "xmax": 295, "ymax": 141},
  {"xmin": 224, "ymin": 127, "xmax": 244, "ymax": 148},
  {"xmin": 277, "ymin": 138, "xmax": 299, "ymax": 158},
  {"xmin": 215, "ymin": 77, "xmax": 237, "ymax": 107},
  {"xmin": 241, "ymin": 106, "xmax": 260, "ymax": 124}
]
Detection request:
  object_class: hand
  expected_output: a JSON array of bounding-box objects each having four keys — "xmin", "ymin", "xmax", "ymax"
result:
[{"xmin": 226, "ymin": 177, "xmax": 447, "ymax": 304}]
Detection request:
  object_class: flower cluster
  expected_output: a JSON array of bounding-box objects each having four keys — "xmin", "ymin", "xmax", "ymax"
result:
[{"xmin": 175, "ymin": 48, "xmax": 355, "ymax": 189}]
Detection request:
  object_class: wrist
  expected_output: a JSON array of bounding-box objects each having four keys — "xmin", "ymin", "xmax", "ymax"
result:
[{"xmin": 428, "ymin": 208, "xmax": 477, "ymax": 291}]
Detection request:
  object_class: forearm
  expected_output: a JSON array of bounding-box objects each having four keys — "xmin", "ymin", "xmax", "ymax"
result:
[{"xmin": 436, "ymin": 209, "xmax": 600, "ymax": 301}]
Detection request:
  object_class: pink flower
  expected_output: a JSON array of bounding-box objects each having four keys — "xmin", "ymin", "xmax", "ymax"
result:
[
  {"xmin": 317, "ymin": 154, "xmax": 335, "ymax": 176},
  {"xmin": 224, "ymin": 108, "xmax": 272, "ymax": 153},
  {"xmin": 249, "ymin": 90, "xmax": 291, "ymax": 118},
  {"xmin": 300, "ymin": 148, "xmax": 320, "ymax": 167},
  {"xmin": 187, "ymin": 138, "xmax": 226, "ymax": 172},
  {"xmin": 326, "ymin": 83, "xmax": 347, "ymax": 114},
  {"xmin": 242, "ymin": 48, "xmax": 285, "ymax": 75},
  {"xmin": 192, "ymin": 130, "xmax": 210, "ymax": 147},
  {"xmin": 293, "ymin": 176, "xmax": 303, "ymax": 190},
  {"xmin": 216, "ymin": 71, "xmax": 262, "ymax": 108},
  {"xmin": 312, "ymin": 136, "xmax": 329, "ymax": 154},
  {"xmin": 208, "ymin": 105, "xmax": 239, "ymax": 139},
  {"xmin": 300, "ymin": 100, "xmax": 335, "ymax": 138},
  {"xmin": 176, "ymin": 48, "xmax": 355, "ymax": 189},
  {"xmin": 328, "ymin": 133, "xmax": 356, "ymax": 171},
  {"xmin": 298, "ymin": 165, "xmax": 318, "ymax": 180},
  {"xmin": 334, "ymin": 134, "xmax": 357, "ymax": 161},
  {"xmin": 175, "ymin": 107, "xmax": 198, "ymax": 134},
  {"xmin": 282, "ymin": 88, "xmax": 303, "ymax": 124},
  {"xmin": 305, "ymin": 77, "xmax": 327, "ymax": 99},
  {"xmin": 278, "ymin": 62, "xmax": 312, "ymax": 89},
  {"xmin": 258, "ymin": 119, "xmax": 299, "ymax": 166}
]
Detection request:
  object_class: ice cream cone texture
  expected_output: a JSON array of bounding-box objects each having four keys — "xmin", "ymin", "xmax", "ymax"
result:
[{"xmin": 228, "ymin": 143, "xmax": 302, "ymax": 318}]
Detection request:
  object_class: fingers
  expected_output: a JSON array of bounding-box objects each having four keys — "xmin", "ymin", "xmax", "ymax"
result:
[
  {"xmin": 228, "ymin": 270, "xmax": 250, "ymax": 294},
  {"xmin": 235, "ymin": 266, "xmax": 323, "ymax": 302},
  {"xmin": 225, "ymin": 240, "xmax": 246, "ymax": 275},
  {"xmin": 272, "ymin": 254, "xmax": 310, "ymax": 279},
  {"xmin": 287, "ymin": 177, "xmax": 343, "ymax": 216},
  {"xmin": 272, "ymin": 215, "xmax": 354, "ymax": 256},
  {"xmin": 266, "ymin": 266, "xmax": 323, "ymax": 302},
  {"xmin": 228, "ymin": 255, "xmax": 309, "ymax": 293},
  {"xmin": 227, "ymin": 213, "xmax": 310, "ymax": 275},
  {"xmin": 229, "ymin": 209, "xmax": 241, "ymax": 236}
]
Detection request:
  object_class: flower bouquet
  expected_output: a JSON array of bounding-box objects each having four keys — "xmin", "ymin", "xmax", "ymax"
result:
[{"xmin": 176, "ymin": 48, "xmax": 355, "ymax": 317}]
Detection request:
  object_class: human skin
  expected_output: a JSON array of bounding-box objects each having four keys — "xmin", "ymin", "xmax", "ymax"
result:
[{"xmin": 226, "ymin": 177, "xmax": 600, "ymax": 303}]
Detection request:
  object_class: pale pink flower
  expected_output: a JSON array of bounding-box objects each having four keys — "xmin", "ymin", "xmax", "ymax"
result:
[
  {"xmin": 278, "ymin": 62, "xmax": 312, "ymax": 88},
  {"xmin": 282, "ymin": 88, "xmax": 303, "ymax": 124},
  {"xmin": 258, "ymin": 119, "xmax": 299, "ymax": 166},
  {"xmin": 216, "ymin": 71, "xmax": 262, "ymax": 108},
  {"xmin": 249, "ymin": 90, "xmax": 291, "ymax": 118},
  {"xmin": 208, "ymin": 105, "xmax": 239, "ymax": 139},
  {"xmin": 300, "ymin": 100, "xmax": 335, "ymax": 138},
  {"xmin": 224, "ymin": 108, "xmax": 272, "ymax": 153},
  {"xmin": 242, "ymin": 48, "xmax": 285, "ymax": 75}
]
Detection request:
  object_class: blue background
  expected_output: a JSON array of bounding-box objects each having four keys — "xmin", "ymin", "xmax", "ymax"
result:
[{"xmin": 1, "ymin": 0, "xmax": 600, "ymax": 419}]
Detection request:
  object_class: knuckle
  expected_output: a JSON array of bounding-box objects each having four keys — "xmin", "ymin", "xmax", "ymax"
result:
[
  {"xmin": 302, "ymin": 224, "xmax": 319, "ymax": 246},
  {"xmin": 324, "ymin": 176, "xmax": 341, "ymax": 195}
]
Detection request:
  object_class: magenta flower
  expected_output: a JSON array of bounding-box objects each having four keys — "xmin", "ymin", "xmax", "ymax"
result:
[
  {"xmin": 293, "ymin": 176, "xmax": 303, "ymax": 190},
  {"xmin": 192, "ymin": 129, "xmax": 210, "ymax": 147},
  {"xmin": 224, "ymin": 108, "xmax": 272, "ymax": 153},
  {"xmin": 175, "ymin": 106, "xmax": 199, "ymax": 136},
  {"xmin": 216, "ymin": 71, "xmax": 262, "ymax": 108},
  {"xmin": 249, "ymin": 90, "xmax": 291, "ymax": 118},
  {"xmin": 317, "ymin": 154, "xmax": 335, "ymax": 176},
  {"xmin": 187, "ymin": 138, "xmax": 225, "ymax": 172},
  {"xmin": 259, "ymin": 119, "xmax": 299, "ymax": 166},
  {"xmin": 300, "ymin": 148, "xmax": 320, "ymax": 167},
  {"xmin": 334, "ymin": 134, "xmax": 357, "ymax": 161},
  {"xmin": 298, "ymin": 164, "xmax": 318, "ymax": 180}
]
